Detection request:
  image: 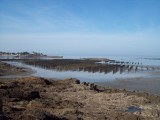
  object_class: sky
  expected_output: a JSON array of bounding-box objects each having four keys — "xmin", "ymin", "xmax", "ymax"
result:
[{"xmin": 0, "ymin": 0, "xmax": 160, "ymax": 57}]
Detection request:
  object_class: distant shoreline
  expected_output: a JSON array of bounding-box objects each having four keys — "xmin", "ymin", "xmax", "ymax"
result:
[{"xmin": 0, "ymin": 55, "xmax": 63, "ymax": 59}]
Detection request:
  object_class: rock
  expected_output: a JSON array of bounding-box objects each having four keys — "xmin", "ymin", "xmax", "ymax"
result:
[
  {"xmin": 75, "ymin": 80, "xmax": 80, "ymax": 84},
  {"xmin": 0, "ymin": 89, "xmax": 8, "ymax": 96},
  {"xmin": 20, "ymin": 109, "xmax": 68, "ymax": 120},
  {"xmin": 0, "ymin": 85, "xmax": 8, "ymax": 89},
  {"xmin": 42, "ymin": 78, "xmax": 52, "ymax": 85},
  {"xmin": 82, "ymin": 82, "xmax": 89, "ymax": 86},
  {"xmin": 1, "ymin": 76, "xmax": 160, "ymax": 120},
  {"xmin": 25, "ymin": 91, "xmax": 40, "ymax": 100},
  {"xmin": 8, "ymin": 89, "xmax": 40, "ymax": 100},
  {"xmin": 0, "ymin": 98, "xmax": 3, "ymax": 120},
  {"xmin": 89, "ymin": 83, "xmax": 95, "ymax": 90},
  {"xmin": 64, "ymin": 78, "xmax": 80, "ymax": 84}
]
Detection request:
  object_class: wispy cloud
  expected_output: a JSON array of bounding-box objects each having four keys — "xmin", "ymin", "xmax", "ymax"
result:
[
  {"xmin": 0, "ymin": 0, "xmax": 160, "ymax": 56},
  {"xmin": 0, "ymin": 1, "xmax": 94, "ymax": 34}
]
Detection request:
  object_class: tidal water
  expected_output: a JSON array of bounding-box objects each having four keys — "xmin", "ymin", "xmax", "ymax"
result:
[
  {"xmin": 64, "ymin": 55, "xmax": 160, "ymax": 66},
  {"xmin": 1, "ymin": 56, "xmax": 160, "ymax": 94},
  {"xmin": 4, "ymin": 60, "xmax": 159, "ymax": 83}
]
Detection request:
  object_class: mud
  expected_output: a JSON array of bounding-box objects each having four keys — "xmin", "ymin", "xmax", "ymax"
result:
[{"xmin": 0, "ymin": 60, "xmax": 160, "ymax": 120}]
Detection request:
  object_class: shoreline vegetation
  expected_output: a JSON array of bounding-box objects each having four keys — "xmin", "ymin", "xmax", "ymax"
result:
[{"xmin": 0, "ymin": 60, "xmax": 160, "ymax": 119}]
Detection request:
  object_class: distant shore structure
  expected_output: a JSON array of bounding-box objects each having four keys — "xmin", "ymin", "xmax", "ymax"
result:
[{"xmin": 0, "ymin": 51, "xmax": 63, "ymax": 59}]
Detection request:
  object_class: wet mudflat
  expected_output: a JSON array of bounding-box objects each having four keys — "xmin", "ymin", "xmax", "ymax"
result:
[
  {"xmin": 0, "ymin": 61, "xmax": 160, "ymax": 120},
  {"xmin": 1, "ymin": 59, "xmax": 160, "ymax": 95},
  {"xmin": 1, "ymin": 59, "xmax": 144, "ymax": 74},
  {"xmin": 95, "ymin": 76, "xmax": 160, "ymax": 95}
]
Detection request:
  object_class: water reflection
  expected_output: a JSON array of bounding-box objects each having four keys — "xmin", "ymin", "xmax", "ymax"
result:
[
  {"xmin": 3, "ymin": 61, "xmax": 152, "ymax": 82},
  {"xmin": 29, "ymin": 60, "xmax": 159, "ymax": 74},
  {"xmin": 3, "ymin": 58, "xmax": 160, "ymax": 75},
  {"xmin": 31, "ymin": 62, "xmax": 148, "ymax": 75},
  {"xmin": 3, "ymin": 59, "xmax": 160, "ymax": 94}
]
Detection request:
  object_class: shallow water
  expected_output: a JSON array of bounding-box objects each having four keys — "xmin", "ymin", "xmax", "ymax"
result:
[
  {"xmin": 126, "ymin": 106, "xmax": 141, "ymax": 113},
  {"xmin": 3, "ymin": 61, "xmax": 160, "ymax": 95},
  {"xmin": 4, "ymin": 61, "xmax": 151, "ymax": 83},
  {"xmin": 64, "ymin": 56, "xmax": 160, "ymax": 66}
]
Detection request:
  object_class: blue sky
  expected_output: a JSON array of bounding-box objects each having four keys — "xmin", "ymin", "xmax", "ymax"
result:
[{"xmin": 0, "ymin": 0, "xmax": 160, "ymax": 57}]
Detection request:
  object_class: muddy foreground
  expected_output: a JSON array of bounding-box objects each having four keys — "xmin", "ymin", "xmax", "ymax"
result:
[{"xmin": 0, "ymin": 61, "xmax": 160, "ymax": 120}]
